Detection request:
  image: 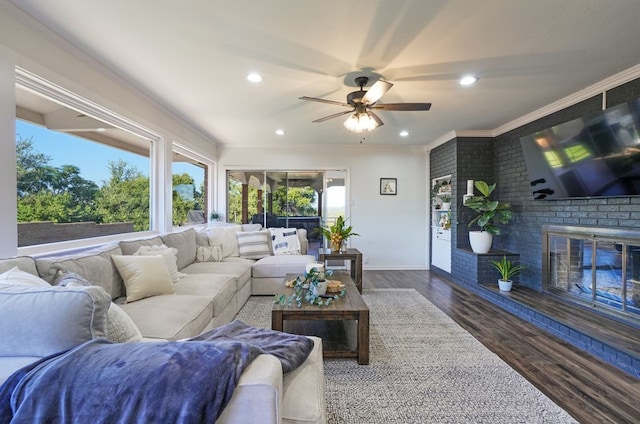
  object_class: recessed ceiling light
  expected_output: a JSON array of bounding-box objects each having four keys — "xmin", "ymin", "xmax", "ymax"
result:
[
  {"xmin": 459, "ymin": 75, "xmax": 478, "ymax": 86},
  {"xmin": 96, "ymin": 127, "xmax": 107, "ymax": 132},
  {"xmin": 275, "ymin": 129, "xmax": 285, "ymax": 135},
  {"xmin": 247, "ymin": 73, "xmax": 262, "ymax": 83},
  {"xmin": 399, "ymin": 130, "xmax": 409, "ymax": 137}
]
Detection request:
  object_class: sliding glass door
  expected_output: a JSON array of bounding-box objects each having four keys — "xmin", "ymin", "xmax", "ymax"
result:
[{"xmin": 226, "ymin": 169, "xmax": 347, "ymax": 243}]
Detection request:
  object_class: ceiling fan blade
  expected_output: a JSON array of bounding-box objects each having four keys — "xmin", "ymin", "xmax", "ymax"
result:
[
  {"xmin": 312, "ymin": 109, "xmax": 354, "ymax": 123},
  {"xmin": 368, "ymin": 111, "xmax": 384, "ymax": 127},
  {"xmin": 362, "ymin": 80, "xmax": 393, "ymax": 104},
  {"xmin": 370, "ymin": 102, "xmax": 432, "ymax": 111},
  {"xmin": 299, "ymin": 96, "xmax": 351, "ymax": 108}
]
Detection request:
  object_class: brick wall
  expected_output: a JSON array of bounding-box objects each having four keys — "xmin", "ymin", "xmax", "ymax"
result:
[
  {"xmin": 18, "ymin": 221, "xmax": 135, "ymax": 247},
  {"xmin": 431, "ymin": 77, "xmax": 640, "ymax": 291}
]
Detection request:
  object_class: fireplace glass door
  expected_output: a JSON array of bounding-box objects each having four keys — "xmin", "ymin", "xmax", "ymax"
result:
[{"xmin": 545, "ymin": 227, "xmax": 640, "ymax": 322}]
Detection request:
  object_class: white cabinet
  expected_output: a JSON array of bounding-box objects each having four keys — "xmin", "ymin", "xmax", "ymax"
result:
[{"xmin": 431, "ymin": 175, "xmax": 451, "ymax": 272}]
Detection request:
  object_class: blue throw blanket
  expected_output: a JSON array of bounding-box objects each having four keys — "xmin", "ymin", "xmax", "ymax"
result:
[{"xmin": 0, "ymin": 320, "xmax": 314, "ymax": 423}]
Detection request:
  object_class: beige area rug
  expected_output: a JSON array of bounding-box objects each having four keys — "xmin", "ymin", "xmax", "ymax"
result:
[{"xmin": 235, "ymin": 289, "xmax": 578, "ymax": 424}]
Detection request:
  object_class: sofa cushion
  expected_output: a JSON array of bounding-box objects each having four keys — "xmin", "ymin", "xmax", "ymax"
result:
[
  {"xmin": 252, "ymin": 255, "xmax": 317, "ymax": 279},
  {"xmin": 0, "ymin": 285, "xmax": 110, "ymax": 357},
  {"xmin": 0, "ymin": 257, "xmax": 38, "ymax": 276},
  {"xmin": 237, "ymin": 230, "xmax": 271, "ymax": 259},
  {"xmin": 282, "ymin": 336, "xmax": 326, "ymax": 424},
  {"xmin": 0, "ymin": 266, "xmax": 49, "ymax": 287},
  {"xmin": 133, "ymin": 244, "xmax": 186, "ymax": 282},
  {"xmin": 161, "ymin": 228, "xmax": 197, "ymax": 270},
  {"xmin": 181, "ymin": 261, "xmax": 252, "ymax": 291},
  {"xmin": 173, "ymin": 273, "xmax": 237, "ymax": 317},
  {"xmin": 269, "ymin": 228, "xmax": 302, "ymax": 255},
  {"xmin": 35, "ymin": 244, "xmax": 125, "ymax": 299},
  {"xmin": 119, "ymin": 236, "xmax": 164, "ymax": 256},
  {"xmin": 112, "ymin": 255, "xmax": 176, "ymax": 302},
  {"xmin": 117, "ymin": 294, "xmax": 213, "ymax": 340}
]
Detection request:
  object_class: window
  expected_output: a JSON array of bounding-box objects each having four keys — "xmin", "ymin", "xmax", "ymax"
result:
[
  {"xmin": 16, "ymin": 80, "xmax": 154, "ymax": 247},
  {"xmin": 172, "ymin": 150, "xmax": 207, "ymax": 226}
]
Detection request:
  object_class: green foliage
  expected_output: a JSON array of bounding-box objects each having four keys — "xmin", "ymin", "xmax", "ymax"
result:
[
  {"xmin": 16, "ymin": 137, "xmax": 99, "ymax": 223},
  {"xmin": 490, "ymin": 256, "xmax": 525, "ymax": 282},
  {"xmin": 172, "ymin": 173, "xmax": 202, "ymax": 226},
  {"xmin": 317, "ymin": 215, "xmax": 359, "ymax": 240},
  {"xmin": 463, "ymin": 180, "xmax": 512, "ymax": 235},
  {"xmin": 94, "ymin": 160, "xmax": 150, "ymax": 231},
  {"xmin": 227, "ymin": 178, "xmax": 319, "ymax": 224}
]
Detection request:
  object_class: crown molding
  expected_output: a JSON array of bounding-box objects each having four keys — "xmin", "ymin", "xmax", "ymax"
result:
[
  {"xmin": 494, "ymin": 64, "xmax": 640, "ymax": 137},
  {"xmin": 423, "ymin": 129, "xmax": 496, "ymax": 152}
]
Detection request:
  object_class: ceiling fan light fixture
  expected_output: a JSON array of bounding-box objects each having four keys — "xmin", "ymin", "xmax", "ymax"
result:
[{"xmin": 344, "ymin": 112, "xmax": 378, "ymax": 133}]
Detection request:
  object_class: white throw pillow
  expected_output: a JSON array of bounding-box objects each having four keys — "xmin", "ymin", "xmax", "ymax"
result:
[
  {"xmin": 133, "ymin": 244, "xmax": 186, "ymax": 282},
  {"xmin": 237, "ymin": 230, "xmax": 271, "ymax": 259},
  {"xmin": 111, "ymin": 255, "xmax": 175, "ymax": 303},
  {"xmin": 269, "ymin": 228, "xmax": 301, "ymax": 255},
  {"xmin": 0, "ymin": 266, "xmax": 50, "ymax": 288},
  {"xmin": 106, "ymin": 302, "xmax": 144, "ymax": 343},
  {"xmin": 195, "ymin": 245, "xmax": 223, "ymax": 262},
  {"xmin": 65, "ymin": 280, "xmax": 143, "ymax": 343},
  {"xmin": 206, "ymin": 225, "xmax": 242, "ymax": 258}
]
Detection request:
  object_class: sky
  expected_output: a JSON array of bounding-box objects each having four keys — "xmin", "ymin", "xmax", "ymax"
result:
[{"xmin": 16, "ymin": 120, "xmax": 203, "ymax": 185}]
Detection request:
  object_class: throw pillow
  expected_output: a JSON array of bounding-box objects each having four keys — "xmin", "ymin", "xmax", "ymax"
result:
[
  {"xmin": 0, "ymin": 266, "xmax": 50, "ymax": 288},
  {"xmin": 195, "ymin": 245, "xmax": 223, "ymax": 262},
  {"xmin": 236, "ymin": 230, "xmax": 271, "ymax": 259},
  {"xmin": 133, "ymin": 244, "xmax": 186, "ymax": 283},
  {"xmin": 206, "ymin": 225, "xmax": 242, "ymax": 258},
  {"xmin": 269, "ymin": 228, "xmax": 301, "ymax": 255},
  {"xmin": 65, "ymin": 280, "xmax": 143, "ymax": 343},
  {"xmin": 106, "ymin": 302, "xmax": 144, "ymax": 343},
  {"xmin": 111, "ymin": 255, "xmax": 175, "ymax": 303}
]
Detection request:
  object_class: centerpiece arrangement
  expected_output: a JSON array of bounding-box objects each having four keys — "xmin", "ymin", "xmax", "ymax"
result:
[
  {"xmin": 274, "ymin": 266, "xmax": 346, "ymax": 307},
  {"xmin": 318, "ymin": 215, "xmax": 359, "ymax": 253}
]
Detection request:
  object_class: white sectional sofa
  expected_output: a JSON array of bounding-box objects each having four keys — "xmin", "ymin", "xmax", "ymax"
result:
[{"xmin": 0, "ymin": 226, "xmax": 325, "ymax": 424}]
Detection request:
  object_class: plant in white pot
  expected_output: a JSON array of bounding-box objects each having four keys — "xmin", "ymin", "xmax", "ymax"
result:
[
  {"xmin": 463, "ymin": 181, "xmax": 512, "ymax": 253},
  {"xmin": 490, "ymin": 256, "xmax": 525, "ymax": 292}
]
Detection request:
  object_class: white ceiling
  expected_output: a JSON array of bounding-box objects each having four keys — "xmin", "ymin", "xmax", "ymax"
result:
[{"xmin": 9, "ymin": 0, "xmax": 640, "ymax": 147}]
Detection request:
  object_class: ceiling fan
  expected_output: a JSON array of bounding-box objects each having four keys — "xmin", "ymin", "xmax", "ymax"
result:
[{"xmin": 299, "ymin": 76, "xmax": 432, "ymax": 132}]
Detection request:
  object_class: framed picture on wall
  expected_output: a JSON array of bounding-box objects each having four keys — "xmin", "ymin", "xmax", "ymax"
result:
[{"xmin": 380, "ymin": 178, "xmax": 397, "ymax": 195}]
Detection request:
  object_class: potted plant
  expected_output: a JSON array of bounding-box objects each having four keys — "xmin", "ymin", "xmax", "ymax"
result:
[
  {"xmin": 318, "ymin": 215, "xmax": 359, "ymax": 253},
  {"xmin": 463, "ymin": 180, "xmax": 512, "ymax": 253},
  {"xmin": 209, "ymin": 211, "xmax": 220, "ymax": 222},
  {"xmin": 439, "ymin": 193, "xmax": 452, "ymax": 211},
  {"xmin": 490, "ymin": 256, "xmax": 525, "ymax": 292}
]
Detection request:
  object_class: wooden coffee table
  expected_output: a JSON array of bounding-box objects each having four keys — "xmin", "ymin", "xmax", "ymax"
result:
[{"xmin": 272, "ymin": 273, "xmax": 369, "ymax": 365}]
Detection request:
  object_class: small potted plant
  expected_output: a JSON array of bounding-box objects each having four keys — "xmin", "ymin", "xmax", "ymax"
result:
[
  {"xmin": 463, "ymin": 181, "xmax": 512, "ymax": 253},
  {"xmin": 490, "ymin": 256, "xmax": 525, "ymax": 292},
  {"xmin": 439, "ymin": 193, "xmax": 452, "ymax": 211},
  {"xmin": 209, "ymin": 211, "xmax": 220, "ymax": 222},
  {"xmin": 318, "ymin": 215, "xmax": 359, "ymax": 253}
]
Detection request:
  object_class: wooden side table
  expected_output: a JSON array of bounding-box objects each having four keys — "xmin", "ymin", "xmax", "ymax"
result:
[{"xmin": 318, "ymin": 248, "xmax": 363, "ymax": 293}]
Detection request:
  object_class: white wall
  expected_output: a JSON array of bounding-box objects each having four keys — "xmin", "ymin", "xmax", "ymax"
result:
[
  {"xmin": 219, "ymin": 145, "xmax": 429, "ymax": 270},
  {"xmin": 0, "ymin": 47, "xmax": 17, "ymax": 257}
]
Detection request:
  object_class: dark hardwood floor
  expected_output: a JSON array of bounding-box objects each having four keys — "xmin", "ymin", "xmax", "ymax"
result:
[{"xmin": 363, "ymin": 270, "xmax": 640, "ymax": 424}]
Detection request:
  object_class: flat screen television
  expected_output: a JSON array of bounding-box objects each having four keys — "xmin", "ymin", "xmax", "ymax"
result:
[{"xmin": 520, "ymin": 98, "xmax": 640, "ymax": 200}]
